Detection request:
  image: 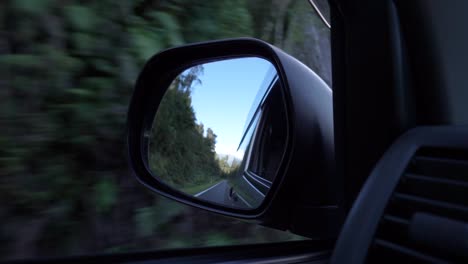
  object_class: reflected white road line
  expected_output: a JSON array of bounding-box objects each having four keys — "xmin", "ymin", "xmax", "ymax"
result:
[
  {"xmin": 236, "ymin": 193, "xmax": 253, "ymax": 208},
  {"xmin": 194, "ymin": 180, "xmax": 226, "ymax": 197}
]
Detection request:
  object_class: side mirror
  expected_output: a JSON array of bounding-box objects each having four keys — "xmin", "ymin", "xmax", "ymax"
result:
[{"xmin": 128, "ymin": 38, "xmax": 341, "ymax": 238}]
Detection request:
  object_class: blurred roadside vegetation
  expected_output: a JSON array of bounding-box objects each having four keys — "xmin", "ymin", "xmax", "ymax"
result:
[{"xmin": 0, "ymin": 0, "xmax": 330, "ymax": 260}]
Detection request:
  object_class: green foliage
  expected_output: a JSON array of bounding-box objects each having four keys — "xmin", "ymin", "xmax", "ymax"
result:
[
  {"xmin": 149, "ymin": 73, "xmax": 221, "ymax": 188},
  {"xmin": 129, "ymin": 26, "xmax": 163, "ymax": 62},
  {"xmin": 135, "ymin": 198, "xmax": 184, "ymax": 237},
  {"xmin": 65, "ymin": 6, "xmax": 98, "ymax": 31},
  {"xmin": 202, "ymin": 233, "xmax": 236, "ymax": 247},
  {"xmin": 11, "ymin": 0, "xmax": 53, "ymax": 15},
  {"xmin": 135, "ymin": 206, "xmax": 158, "ymax": 237},
  {"xmin": 150, "ymin": 11, "xmax": 183, "ymax": 45},
  {"xmin": 0, "ymin": 54, "xmax": 44, "ymax": 69},
  {"xmin": 94, "ymin": 178, "xmax": 118, "ymax": 213}
]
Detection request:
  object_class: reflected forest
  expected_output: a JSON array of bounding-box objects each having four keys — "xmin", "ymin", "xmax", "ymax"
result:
[
  {"xmin": 150, "ymin": 66, "xmax": 239, "ymax": 195},
  {"xmin": 0, "ymin": 0, "xmax": 330, "ymax": 260}
]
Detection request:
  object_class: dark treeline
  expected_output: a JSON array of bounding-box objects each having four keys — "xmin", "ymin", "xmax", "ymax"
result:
[
  {"xmin": 149, "ymin": 66, "xmax": 222, "ymax": 189},
  {"xmin": 0, "ymin": 0, "xmax": 329, "ymax": 260}
]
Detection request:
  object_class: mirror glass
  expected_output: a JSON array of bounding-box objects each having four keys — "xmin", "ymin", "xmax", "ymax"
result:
[{"xmin": 148, "ymin": 57, "xmax": 287, "ymax": 209}]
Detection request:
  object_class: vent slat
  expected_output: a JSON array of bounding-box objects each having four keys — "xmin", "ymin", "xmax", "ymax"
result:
[
  {"xmin": 413, "ymin": 156, "xmax": 468, "ymax": 167},
  {"xmin": 400, "ymin": 173, "xmax": 468, "ymax": 207},
  {"xmin": 409, "ymin": 155, "xmax": 468, "ymax": 182},
  {"xmin": 376, "ymin": 215, "xmax": 409, "ymax": 246},
  {"xmin": 382, "ymin": 215, "xmax": 410, "ymax": 226},
  {"xmin": 373, "ymin": 239, "xmax": 449, "ymax": 264},
  {"xmin": 405, "ymin": 173, "xmax": 468, "ymax": 188},
  {"xmin": 393, "ymin": 193, "xmax": 468, "ymax": 215}
]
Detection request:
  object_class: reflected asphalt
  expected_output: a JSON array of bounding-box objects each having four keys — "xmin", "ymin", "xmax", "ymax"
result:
[{"xmin": 195, "ymin": 180, "xmax": 250, "ymax": 209}]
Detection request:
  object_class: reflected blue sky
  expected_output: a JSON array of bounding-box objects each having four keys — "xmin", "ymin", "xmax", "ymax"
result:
[{"xmin": 190, "ymin": 57, "xmax": 273, "ymax": 159}]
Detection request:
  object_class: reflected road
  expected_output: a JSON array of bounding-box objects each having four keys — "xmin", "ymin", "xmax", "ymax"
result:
[{"xmin": 195, "ymin": 180, "xmax": 250, "ymax": 209}]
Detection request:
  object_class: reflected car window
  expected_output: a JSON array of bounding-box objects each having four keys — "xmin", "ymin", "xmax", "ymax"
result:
[{"xmin": 248, "ymin": 81, "xmax": 287, "ymax": 182}]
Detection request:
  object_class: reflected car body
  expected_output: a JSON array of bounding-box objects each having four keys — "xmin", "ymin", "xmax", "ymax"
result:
[{"xmin": 227, "ymin": 65, "xmax": 288, "ymax": 208}]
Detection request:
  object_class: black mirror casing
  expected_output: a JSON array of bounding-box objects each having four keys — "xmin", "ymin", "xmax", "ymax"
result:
[{"xmin": 127, "ymin": 38, "xmax": 342, "ymax": 238}]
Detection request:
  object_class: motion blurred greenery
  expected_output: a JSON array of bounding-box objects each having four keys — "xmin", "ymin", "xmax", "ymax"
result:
[{"xmin": 0, "ymin": 0, "xmax": 330, "ymax": 260}]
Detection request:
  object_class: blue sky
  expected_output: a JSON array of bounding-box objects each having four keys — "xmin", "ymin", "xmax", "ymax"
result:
[{"xmin": 189, "ymin": 57, "xmax": 273, "ymax": 159}]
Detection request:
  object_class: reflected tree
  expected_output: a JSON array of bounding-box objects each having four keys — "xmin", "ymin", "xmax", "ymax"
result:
[{"xmin": 150, "ymin": 65, "xmax": 221, "ymax": 189}]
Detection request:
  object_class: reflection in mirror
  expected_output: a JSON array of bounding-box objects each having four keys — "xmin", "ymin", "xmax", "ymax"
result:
[{"xmin": 148, "ymin": 57, "xmax": 287, "ymax": 209}]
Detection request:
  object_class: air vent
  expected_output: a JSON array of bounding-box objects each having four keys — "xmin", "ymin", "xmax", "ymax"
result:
[{"xmin": 367, "ymin": 147, "xmax": 468, "ymax": 263}]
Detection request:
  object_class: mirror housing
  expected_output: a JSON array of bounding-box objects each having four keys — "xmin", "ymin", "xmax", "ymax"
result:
[{"xmin": 128, "ymin": 38, "xmax": 342, "ymax": 238}]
